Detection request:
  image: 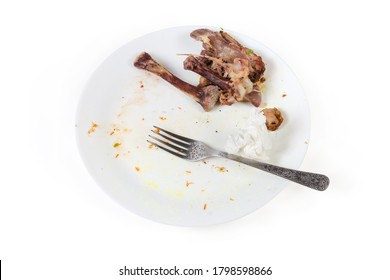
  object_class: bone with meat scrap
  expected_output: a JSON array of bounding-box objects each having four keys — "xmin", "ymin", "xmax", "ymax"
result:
[
  {"xmin": 183, "ymin": 55, "xmax": 231, "ymax": 91},
  {"xmin": 190, "ymin": 29, "xmax": 266, "ymax": 82},
  {"xmin": 188, "ymin": 29, "xmax": 265, "ymax": 106},
  {"xmin": 184, "ymin": 54, "xmax": 262, "ymax": 107}
]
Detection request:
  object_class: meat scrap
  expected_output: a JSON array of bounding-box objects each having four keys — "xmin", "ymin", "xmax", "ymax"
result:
[
  {"xmin": 262, "ymin": 108, "xmax": 284, "ymax": 131},
  {"xmin": 133, "ymin": 29, "xmax": 266, "ymax": 111}
]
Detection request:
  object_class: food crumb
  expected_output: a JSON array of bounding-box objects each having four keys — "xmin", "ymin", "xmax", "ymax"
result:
[
  {"xmin": 282, "ymin": 93, "xmax": 287, "ymax": 98},
  {"xmin": 186, "ymin": 181, "xmax": 194, "ymax": 187},
  {"xmin": 201, "ymin": 189, "xmax": 205, "ymax": 192},
  {"xmin": 215, "ymin": 166, "xmax": 228, "ymax": 172},
  {"xmin": 178, "ymin": 106, "xmax": 182, "ymax": 110},
  {"xmin": 109, "ymin": 131, "xmax": 115, "ymax": 135},
  {"xmin": 135, "ymin": 166, "xmax": 140, "ymax": 172},
  {"xmin": 185, "ymin": 170, "xmax": 192, "ymax": 174},
  {"xmin": 142, "ymin": 117, "xmax": 145, "ymax": 121},
  {"xmin": 113, "ymin": 142, "xmax": 121, "ymax": 148},
  {"xmin": 87, "ymin": 122, "xmax": 98, "ymax": 135},
  {"xmin": 160, "ymin": 117, "xmax": 167, "ymax": 121},
  {"xmin": 115, "ymin": 153, "xmax": 119, "ymax": 158},
  {"xmin": 203, "ymin": 203, "xmax": 207, "ymax": 210},
  {"xmin": 304, "ymin": 140, "xmax": 309, "ymax": 144}
]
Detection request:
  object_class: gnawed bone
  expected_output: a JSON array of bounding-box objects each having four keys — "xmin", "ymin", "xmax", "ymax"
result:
[{"xmin": 134, "ymin": 52, "xmax": 220, "ymax": 111}]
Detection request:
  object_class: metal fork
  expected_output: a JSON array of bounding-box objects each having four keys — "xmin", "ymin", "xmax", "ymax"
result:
[{"xmin": 148, "ymin": 126, "xmax": 329, "ymax": 191}]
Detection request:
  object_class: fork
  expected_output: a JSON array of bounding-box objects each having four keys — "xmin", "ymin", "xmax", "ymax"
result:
[{"xmin": 148, "ymin": 126, "xmax": 329, "ymax": 191}]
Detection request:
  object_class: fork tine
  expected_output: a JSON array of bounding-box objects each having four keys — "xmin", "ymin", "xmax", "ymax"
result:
[
  {"xmin": 148, "ymin": 135, "xmax": 188, "ymax": 154},
  {"xmin": 153, "ymin": 126, "xmax": 194, "ymax": 143},
  {"xmin": 147, "ymin": 140, "xmax": 187, "ymax": 159},
  {"xmin": 151, "ymin": 130, "xmax": 190, "ymax": 148}
]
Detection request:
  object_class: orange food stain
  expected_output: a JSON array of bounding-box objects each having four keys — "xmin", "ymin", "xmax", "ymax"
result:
[
  {"xmin": 115, "ymin": 153, "xmax": 119, "ymax": 158},
  {"xmin": 160, "ymin": 117, "xmax": 167, "ymax": 121},
  {"xmin": 153, "ymin": 128, "xmax": 160, "ymax": 133},
  {"xmin": 148, "ymin": 144, "xmax": 154, "ymax": 149},
  {"xmin": 109, "ymin": 131, "xmax": 115, "ymax": 135},
  {"xmin": 203, "ymin": 203, "xmax": 207, "ymax": 210},
  {"xmin": 215, "ymin": 166, "xmax": 228, "ymax": 172},
  {"xmin": 135, "ymin": 166, "xmax": 140, "ymax": 172},
  {"xmin": 186, "ymin": 181, "xmax": 194, "ymax": 187},
  {"xmin": 87, "ymin": 122, "xmax": 98, "ymax": 135}
]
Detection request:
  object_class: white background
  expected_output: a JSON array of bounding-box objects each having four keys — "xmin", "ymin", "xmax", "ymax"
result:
[{"xmin": 1, "ymin": 0, "xmax": 389, "ymax": 279}]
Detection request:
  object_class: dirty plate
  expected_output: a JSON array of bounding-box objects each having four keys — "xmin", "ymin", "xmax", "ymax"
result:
[{"xmin": 76, "ymin": 26, "xmax": 310, "ymax": 226}]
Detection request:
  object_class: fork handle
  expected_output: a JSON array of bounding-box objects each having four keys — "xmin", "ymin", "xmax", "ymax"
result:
[{"xmin": 220, "ymin": 153, "xmax": 329, "ymax": 191}]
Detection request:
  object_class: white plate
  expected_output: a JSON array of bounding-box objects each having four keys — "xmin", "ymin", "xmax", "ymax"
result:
[{"xmin": 76, "ymin": 26, "xmax": 310, "ymax": 226}]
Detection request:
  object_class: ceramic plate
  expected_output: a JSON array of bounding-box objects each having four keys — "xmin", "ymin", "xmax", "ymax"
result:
[{"xmin": 76, "ymin": 26, "xmax": 310, "ymax": 226}]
